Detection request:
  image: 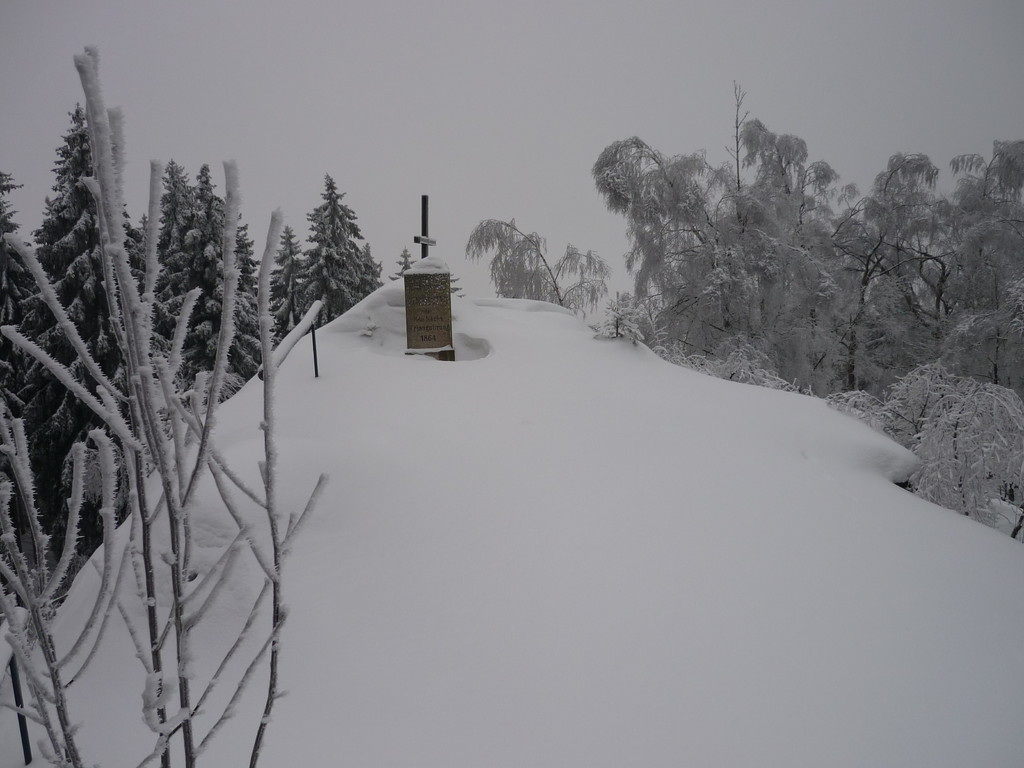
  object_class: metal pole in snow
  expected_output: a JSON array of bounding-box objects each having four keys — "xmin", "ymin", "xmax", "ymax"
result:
[
  {"xmin": 9, "ymin": 656, "xmax": 32, "ymax": 764},
  {"xmin": 311, "ymin": 322, "xmax": 319, "ymax": 378}
]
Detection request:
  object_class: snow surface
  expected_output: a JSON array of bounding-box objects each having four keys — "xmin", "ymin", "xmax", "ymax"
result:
[
  {"xmin": 405, "ymin": 254, "xmax": 451, "ymax": 274},
  {"xmin": 5, "ymin": 281, "xmax": 1024, "ymax": 767}
]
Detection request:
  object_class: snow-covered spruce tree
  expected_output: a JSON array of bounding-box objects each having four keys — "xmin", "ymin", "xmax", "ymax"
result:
[
  {"xmin": 269, "ymin": 224, "xmax": 305, "ymax": 339},
  {"xmin": 230, "ymin": 221, "xmax": 262, "ymax": 387},
  {"xmin": 593, "ymin": 292, "xmax": 644, "ymax": 344},
  {"xmin": 389, "ymin": 245, "xmax": 414, "ymax": 281},
  {"xmin": 156, "ymin": 160, "xmax": 194, "ymax": 262},
  {"xmin": 0, "ymin": 171, "xmax": 35, "ymax": 412},
  {"xmin": 123, "ymin": 209, "xmax": 148, "ymax": 288},
  {"xmin": 16, "ymin": 105, "xmax": 124, "ymax": 559},
  {"xmin": 392, "ymin": 244, "xmax": 463, "ymax": 295},
  {"xmin": 301, "ymin": 174, "xmax": 367, "ymax": 322},
  {"xmin": 1, "ymin": 49, "xmax": 326, "ymax": 768},
  {"xmin": 165, "ymin": 162, "xmax": 225, "ymax": 384},
  {"xmin": 156, "ymin": 163, "xmax": 260, "ymax": 392},
  {"xmin": 466, "ymin": 218, "xmax": 609, "ymax": 314},
  {"xmin": 0, "ymin": 171, "xmax": 35, "ymax": 570},
  {"xmin": 152, "ymin": 159, "xmax": 195, "ymax": 355},
  {"xmin": 355, "ymin": 241, "xmax": 383, "ymax": 300}
]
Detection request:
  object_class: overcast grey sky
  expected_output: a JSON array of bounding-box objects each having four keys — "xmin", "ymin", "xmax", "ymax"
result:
[{"xmin": 2, "ymin": 0, "xmax": 1022, "ymax": 298}]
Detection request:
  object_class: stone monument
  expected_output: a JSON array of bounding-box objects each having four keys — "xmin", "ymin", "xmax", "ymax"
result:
[{"xmin": 404, "ymin": 255, "xmax": 454, "ymax": 361}]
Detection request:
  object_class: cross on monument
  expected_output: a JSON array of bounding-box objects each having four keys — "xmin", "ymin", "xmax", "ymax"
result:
[
  {"xmin": 413, "ymin": 194, "xmax": 436, "ymax": 259},
  {"xmin": 404, "ymin": 193, "xmax": 454, "ymax": 361}
]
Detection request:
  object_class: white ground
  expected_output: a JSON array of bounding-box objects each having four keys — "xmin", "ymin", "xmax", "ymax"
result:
[{"xmin": 4, "ymin": 276, "xmax": 1024, "ymax": 767}]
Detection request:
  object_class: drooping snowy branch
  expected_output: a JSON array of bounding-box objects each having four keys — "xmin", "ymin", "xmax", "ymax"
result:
[{"xmin": 466, "ymin": 218, "xmax": 608, "ymax": 314}]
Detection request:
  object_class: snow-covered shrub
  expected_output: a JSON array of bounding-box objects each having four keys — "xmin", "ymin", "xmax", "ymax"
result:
[
  {"xmin": 824, "ymin": 389, "xmax": 889, "ymax": 434},
  {"xmin": 592, "ymin": 292, "xmax": 644, "ymax": 344},
  {"xmin": 662, "ymin": 338, "xmax": 797, "ymax": 391},
  {"xmin": 829, "ymin": 364, "xmax": 1024, "ymax": 535},
  {"xmin": 884, "ymin": 363, "xmax": 1024, "ymax": 530}
]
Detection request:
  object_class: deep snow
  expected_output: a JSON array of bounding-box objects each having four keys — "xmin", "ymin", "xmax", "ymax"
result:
[{"xmin": 4, "ymin": 279, "xmax": 1024, "ymax": 767}]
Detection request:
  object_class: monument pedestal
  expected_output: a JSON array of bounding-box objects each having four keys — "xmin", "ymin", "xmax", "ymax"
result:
[{"xmin": 404, "ymin": 258, "xmax": 454, "ymax": 361}]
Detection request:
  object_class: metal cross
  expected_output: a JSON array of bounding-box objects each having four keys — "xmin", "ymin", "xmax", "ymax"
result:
[{"xmin": 413, "ymin": 194, "xmax": 436, "ymax": 259}]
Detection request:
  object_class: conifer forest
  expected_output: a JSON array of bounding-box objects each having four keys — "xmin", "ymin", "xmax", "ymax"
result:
[{"xmin": 1, "ymin": 107, "xmax": 381, "ymax": 565}]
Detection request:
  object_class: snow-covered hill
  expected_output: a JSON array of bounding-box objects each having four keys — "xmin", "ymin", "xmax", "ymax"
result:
[{"xmin": 5, "ymin": 277, "xmax": 1024, "ymax": 767}]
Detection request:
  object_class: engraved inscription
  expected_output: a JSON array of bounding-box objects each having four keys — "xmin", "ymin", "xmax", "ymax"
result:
[{"xmin": 404, "ymin": 272, "xmax": 454, "ymax": 359}]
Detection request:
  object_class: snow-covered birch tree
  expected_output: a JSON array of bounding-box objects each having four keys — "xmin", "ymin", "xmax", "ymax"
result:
[{"xmin": 466, "ymin": 218, "xmax": 609, "ymax": 314}]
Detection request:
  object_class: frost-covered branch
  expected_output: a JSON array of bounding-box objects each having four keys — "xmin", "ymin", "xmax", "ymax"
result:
[
  {"xmin": 283, "ymin": 473, "xmax": 329, "ymax": 552},
  {"xmin": 0, "ymin": 404, "xmax": 124, "ymax": 768},
  {"xmin": 264, "ymin": 299, "xmax": 323, "ymax": 373},
  {"xmin": 249, "ymin": 210, "xmax": 285, "ymax": 768},
  {"xmin": 1, "ymin": 321, "xmax": 138, "ymax": 448},
  {"xmin": 189, "ymin": 581, "xmax": 270, "ymax": 751},
  {"xmin": 143, "ymin": 161, "xmax": 163, "ymax": 299},
  {"xmin": 183, "ymin": 161, "xmax": 241, "ymax": 510},
  {"xmin": 4, "ymin": 48, "xmax": 324, "ymax": 768}
]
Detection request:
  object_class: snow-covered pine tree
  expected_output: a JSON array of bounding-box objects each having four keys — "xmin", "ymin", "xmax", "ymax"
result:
[
  {"xmin": 389, "ymin": 246, "xmax": 414, "ymax": 281},
  {"xmin": 301, "ymin": 174, "xmax": 366, "ymax": 322},
  {"xmin": 354, "ymin": 241, "xmax": 382, "ymax": 302},
  {"xmin": 156, "ymin": 163, "xmax": 260, "ymax": 391},
  {"xmin": 122, "ymin": 211, "xmax": 147, "ymax": 289},
  {"xmin": 153, "ymin": 159, "xmax": 196, "ymax": 351},
  {"xmin": 230, "ymin": 221, "xmax": 262, "ymax": 387},
  {"xmin": 392, "ymin": 245, "xmax": 462, "ymax": 295},
  {"xmin": 17, "ymin": 106, "xmax": 123, "ymax": 557},
  {"xmin": 0, "ymin": 171, "xmax": 35, "ymax": 412},
  {"xmin": 177, "ymin": 163, "xmax": 225, "ymax": 383},
  {"xmin": 270, "ymin": 224, "xmax": 305, "ymax": 339},
  {"xmin": 156, "ymin": 160, "xmax": 194, "ymax": 258},
  {"xmin": 593, "ymin": 292, "xmax": 644, "ymax": 344}
]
